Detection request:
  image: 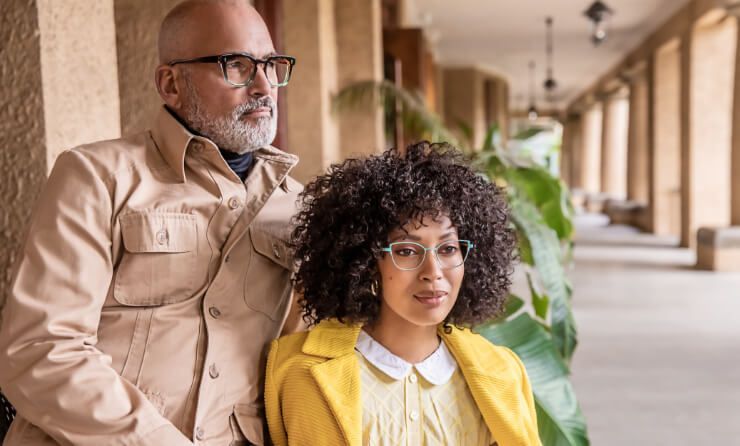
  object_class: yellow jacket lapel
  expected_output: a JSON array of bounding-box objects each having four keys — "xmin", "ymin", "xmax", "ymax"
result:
[{"xmin": 304, "ymin": 321, "xmax": 363, "ymax": 446}]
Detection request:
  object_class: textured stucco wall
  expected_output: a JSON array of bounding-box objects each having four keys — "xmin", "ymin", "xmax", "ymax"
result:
[
  {"xmin": 0, "ymin": 0, "xmax": 47, "ymax": 307},
  {"xmin": 283, "ymin": 0, "xmax": 340, "ymax": 183},
  {"xmin": 38, "ymin": 0, "xmax": 121, "ymax": 167},
  {"xmin": 114, "ymin": 0, "xmax": 181, "ymax": 136}
]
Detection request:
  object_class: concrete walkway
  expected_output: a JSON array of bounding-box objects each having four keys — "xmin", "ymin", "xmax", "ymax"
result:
[{"xmin": 568, "ymin": 215, "xmax": 740, "ymax": 445}]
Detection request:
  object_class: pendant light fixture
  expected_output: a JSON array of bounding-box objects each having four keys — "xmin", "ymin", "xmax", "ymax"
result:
[
  {"xmin": 527, "ymin": 60, "xmax": 538, "ymax": 121},
  {"xmin": 584, "ymin": 1, "xmax": 613, "ymax": 46},
  {"xmin": 543, "ymin": 16, "xmax": 557, "ymax": 100}
]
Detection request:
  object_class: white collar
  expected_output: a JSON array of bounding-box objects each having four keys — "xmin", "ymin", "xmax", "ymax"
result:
[{"xmin": 355, "ymin": 330, "xmax": 457, "ymax": 385}]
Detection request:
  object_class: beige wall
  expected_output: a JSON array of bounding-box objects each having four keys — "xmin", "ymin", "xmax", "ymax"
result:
[
  {"xmin": 627, "ymin": 68, "xmax": 651, "ymax": 204},
  {"xmin": 442, "ymin": 67, "xmax": 485, "ymax": 149},
  {"xmin": 114, "ymin": 0, "xmax": 181, "ymax": 136},
  {"xmin": 600, "ymin": 93, "xmax": 629, "ymax": 199},
  {"xmin": 653, "ymin": 40, "xmax": 682, "ymax": 237},
  {"xmin": 581, "ymin": 102, "xmax": 603, "ymax": 194},
  {"xmin": 283, "ymin": 0, "xmax": 340, "ymax": 182},
  {"xmin": 1, "ymin": 0, "xmax": 122, "ymax": 306},
  {"xmin": 334, "ymin": 0, "xmax": 385, "ymax": 158},
  {"xmin": 687, "ymin": 14, "xmax": 736, "ymax": 241},
  {"xmin": 0, "ymin": 0, "xmax": 48, "ymax": 307},
  {"xmin": 38, "ymin": 0, "xmax": 121, "ymax": 167}
]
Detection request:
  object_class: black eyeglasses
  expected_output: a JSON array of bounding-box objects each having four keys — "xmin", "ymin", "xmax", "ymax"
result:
[{"xmin": 168, "ymin": 53, "xmax": 296, "ymax": 87}]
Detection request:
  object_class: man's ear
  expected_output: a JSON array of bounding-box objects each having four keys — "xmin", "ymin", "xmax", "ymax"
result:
[{"xmin": 155, "ymin": 65, "xmax": 183, "ymax": 109}]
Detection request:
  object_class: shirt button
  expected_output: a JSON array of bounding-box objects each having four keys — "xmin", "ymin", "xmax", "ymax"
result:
[
  {"xmin": 228, "ymin": 197, "xmax": 241, "ymax": 210},
  {"xmin": 195, "ymin": 426, "xmax": 205, "ymax": 440},
  {"xmin": 408, "ymin": 373, "xmax": 418, "ymax": 383},
  {"xmin": 155, "ymin": 229, "xmax": 168, "ymax": 245},
  {"xmin": 209, "ymin": 363, "xmax": 220, "ymax": 379},
  {"xmin": 208, "ymin": 306, "xmax": 221, "ymax": 318},
  {"xmin": 192, "ymin": 141, "xmax": 204, "ymax": 152},
  {"xmin": 409, "ymin": 410, "xmax": 419, "ymax": 421},
  {"xmin": 272, "ymin": 243, "xmax": 281, "ymax": 259}
]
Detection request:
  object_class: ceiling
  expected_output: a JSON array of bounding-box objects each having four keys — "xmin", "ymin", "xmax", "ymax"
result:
[{"xmin": 404, "ymin": 0, "xmax": 693, "ymax": 110}]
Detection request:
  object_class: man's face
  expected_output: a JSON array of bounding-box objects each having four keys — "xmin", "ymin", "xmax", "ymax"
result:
[{"xmin": 174, "ymin": 4, "xmax": 279, "ymax": 154}]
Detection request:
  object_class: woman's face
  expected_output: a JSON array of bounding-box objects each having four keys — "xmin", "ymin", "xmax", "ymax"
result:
[{"xmin": 376, "ymin": 215, "xmax": 465, "ymax": 329}]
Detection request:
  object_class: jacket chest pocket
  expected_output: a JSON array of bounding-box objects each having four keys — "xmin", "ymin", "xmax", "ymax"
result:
[
  {"xmin": 114, "ymin": 212, "xmax": 200, "ymax": 306},
  {"xmin": 243, "ymin": 229, "xmax": 293, "ymax": 321}
]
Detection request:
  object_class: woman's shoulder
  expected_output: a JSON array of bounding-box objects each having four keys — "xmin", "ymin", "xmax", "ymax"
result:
[{"xmin": 267, "ymin": 320, "xmax": 361, "ymax": 377}]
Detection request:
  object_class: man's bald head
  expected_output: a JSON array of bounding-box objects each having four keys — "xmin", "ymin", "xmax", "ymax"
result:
[{"xmin": 158, "ymin": 0, "xmax": 272, "ymax": 64}]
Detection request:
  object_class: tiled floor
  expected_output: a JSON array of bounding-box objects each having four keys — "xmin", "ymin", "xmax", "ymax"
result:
[{"xmin": 567, "ymin": 216, "xmax": 740, "ymax": 445}]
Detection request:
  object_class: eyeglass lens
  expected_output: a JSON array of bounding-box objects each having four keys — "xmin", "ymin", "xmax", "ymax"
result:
[{"xmin": 222, "ymin": 55, "xmax": 292, "ymax": 86}]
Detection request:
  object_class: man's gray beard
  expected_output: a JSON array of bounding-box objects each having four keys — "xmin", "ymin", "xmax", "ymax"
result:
[{"xmin": 181, "ymin": 78, "xmax": 277, "ymax": 154}]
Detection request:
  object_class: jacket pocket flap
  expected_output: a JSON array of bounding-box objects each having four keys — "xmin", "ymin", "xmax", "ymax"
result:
[
  {"xmin": 233, "ymin": 404, "xmax": 264, "ymax": 445},
  {"xmin": 250, "ymin": 229, "xmax": 292, "ymax": 270},
  {"xmin": 120, "ymin": 212, "xmax": 196, "ymax": 253}
]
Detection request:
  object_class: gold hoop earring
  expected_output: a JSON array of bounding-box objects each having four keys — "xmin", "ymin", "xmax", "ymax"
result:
[{"xmin": 370, "ymin": 279, "xmax": 379, "ymax": 296}]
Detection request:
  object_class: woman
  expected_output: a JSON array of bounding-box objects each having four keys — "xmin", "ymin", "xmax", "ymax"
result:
[{"xmin": 265, "ymin": 142, "xmax": 541, "ymax": 446}]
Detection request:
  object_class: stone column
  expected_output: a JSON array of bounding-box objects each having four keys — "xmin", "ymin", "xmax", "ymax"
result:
[
  {"xmin": 334, "ymin": 0, "xmax": 385, "ymax": 158},
  {"xmin": 652, "ymin": 39, "xmax": 682, "ymax": 237},
  {"xmin": 283, "ymin": 0, "xmax": 340, "ymax": 182},
  {"xmin": 442, "ymin": 67, "xmax": 486, "ymax": 149},
  {"xmin": 599, "ymin": 88, "xmax": 629, "ymax": 200},
  {"xmin": 625, "ymin": 64, "xmax": 651, "ymax": 206},
  {"xmin": 580, "ymin": 101, "xmax": 603, "ymax": 196},
  {"xmin": 1, "ymin": 0, "xmax": 121, "ymax": 307},
  {"xmin": 687, "ymin": 14, "xmax": 736, "ymax": 250},
  {"xmin": 697, "ymin": 10, "xmax": 740, "ymax": 270}
]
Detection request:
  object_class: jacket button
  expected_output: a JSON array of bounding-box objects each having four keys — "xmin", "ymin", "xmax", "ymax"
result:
[
  {"xmin": 272, "ymin": 243, "xmax": 281, "ymax": 259},
  {"xmin": 228, "ymin": 197, "xmax": 241, "ymax": 210},
  {"xmin": 409, "ymin": 410, "xmax": 419, "ymax": 421},
  {"xmin": 208, "ymin": 306, "xmax": 221, "ymax": 318},
  {"xmin": 209, "ymin": 363, "xmax": 220, "ymax": 379},
  {"xmin": 195, "ymin": 426, "xmax": 205, "ymax": 440},
  {"xmin": 156, "ymin": 229, "xmax": 168, "ymax": 245}
]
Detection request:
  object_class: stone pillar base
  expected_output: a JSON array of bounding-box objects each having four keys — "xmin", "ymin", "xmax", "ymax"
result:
[
  {"xmin": 604, "ymin": 199, "xmax": 647, "ymax": 228},
  {"xmin": 696, "ymin": 226, "xmax": 740, "ymax": 271}
]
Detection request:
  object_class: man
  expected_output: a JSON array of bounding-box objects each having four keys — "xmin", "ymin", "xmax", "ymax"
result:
[{"xmin": 0, "ymin": 1, "xmax": 302, "ymax": 444}]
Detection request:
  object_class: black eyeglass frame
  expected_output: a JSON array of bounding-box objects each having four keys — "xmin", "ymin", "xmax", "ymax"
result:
[{"xmin": 167, "ymin": 52, "xmax": 296, "ymax": 87}]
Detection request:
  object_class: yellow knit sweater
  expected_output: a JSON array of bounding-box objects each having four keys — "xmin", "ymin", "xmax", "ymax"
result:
[{"xmin": 265, "ymin": 320, "xmax": 542, "ymax": 446}]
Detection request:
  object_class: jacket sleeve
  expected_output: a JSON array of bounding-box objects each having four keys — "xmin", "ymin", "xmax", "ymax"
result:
[
  {"xmin": 264, "ymin": 338, "xmax": 288, "ymax": 446},
  {"xmin": 0, "ymin": 150, "xmax": 192, "ymax": 446}
]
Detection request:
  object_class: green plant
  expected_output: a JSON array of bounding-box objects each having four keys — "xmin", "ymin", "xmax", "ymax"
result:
[{"xmin": 333, "ymin": 81, "xmax": 589, "ymax": 446}]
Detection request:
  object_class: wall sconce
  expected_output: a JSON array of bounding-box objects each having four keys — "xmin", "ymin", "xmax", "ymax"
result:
[{"xmin": 583, "ymin": 1, "xmax": 613, "ymax": 46}]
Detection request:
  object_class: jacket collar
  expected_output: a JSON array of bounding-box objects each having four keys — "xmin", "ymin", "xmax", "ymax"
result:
[
  {"xmin": 149, "ymin": 106, "xmax": 298, "ymax": 183},
  {"xmin": 302, "ymin": 321, "xmax": 535, "ymax": 446}
]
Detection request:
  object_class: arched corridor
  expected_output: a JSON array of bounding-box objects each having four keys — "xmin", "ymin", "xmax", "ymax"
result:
[{"xmin": 568, "ymin": 215, "xmax": 740, "ymax": 444}]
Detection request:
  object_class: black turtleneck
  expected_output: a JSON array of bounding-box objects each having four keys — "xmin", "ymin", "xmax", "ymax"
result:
[{"xmin": 219, "ymin": 149, "xmax": 254, "ymax": 181}]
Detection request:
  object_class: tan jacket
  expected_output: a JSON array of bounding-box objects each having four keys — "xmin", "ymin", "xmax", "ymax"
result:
[{"xmin": 0, "ymin": 107, "xmax": 302, "ymax": 446}]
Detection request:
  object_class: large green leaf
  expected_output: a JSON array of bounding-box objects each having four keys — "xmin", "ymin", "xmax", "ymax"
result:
[
  {"xmin": 478, "ymin": 313, "xmax": 590, "ymax": 446},
  {"xmin": 510, "ymin": 198, "xmax": 577, "ymax": 364},
  {"xmin": 506, "ymin": 166, "xmax": 574, "ymax": 240}
]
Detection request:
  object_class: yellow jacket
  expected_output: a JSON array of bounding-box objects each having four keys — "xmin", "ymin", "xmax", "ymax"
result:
[{"xmin": 265, "ymin": 320, "xmax": 542, "ymax": 446}]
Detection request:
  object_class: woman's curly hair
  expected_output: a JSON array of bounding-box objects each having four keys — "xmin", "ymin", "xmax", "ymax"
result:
[{"xmin": 291, "ymin": 141, "xmax": 516, "ymax": 327}]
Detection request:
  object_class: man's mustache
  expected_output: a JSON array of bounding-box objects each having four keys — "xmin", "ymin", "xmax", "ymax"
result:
[{"xmin": 237, "ymin": 97, "xmax": 275, "ymax": 117}]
